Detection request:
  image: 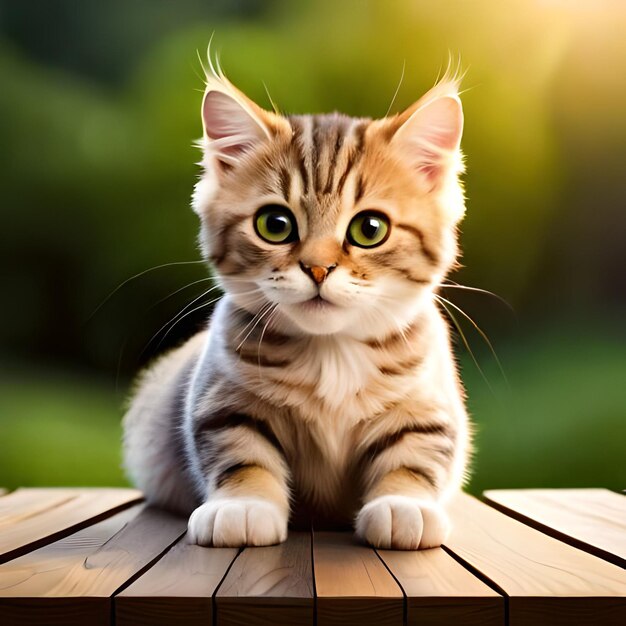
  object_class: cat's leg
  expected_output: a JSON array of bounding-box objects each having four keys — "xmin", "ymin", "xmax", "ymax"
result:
[
  {"xmin": 354, "ymin": 415, "xmax": 461, "ymax": 550},
  {"xmin": 187, "ymin": 410, "xmax": 291, "ymax": 547}
]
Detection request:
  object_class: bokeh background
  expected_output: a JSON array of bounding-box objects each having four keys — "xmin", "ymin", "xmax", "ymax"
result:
[{"xmin": 1, "ymin": 0, "xmax": 624, "ymax": 494}]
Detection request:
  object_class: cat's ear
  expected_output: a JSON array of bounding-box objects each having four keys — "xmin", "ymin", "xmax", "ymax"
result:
[
  {"xmin": 200, "ymin": 82, "xmax": 273, "ymax": 168},
  {"xmin": 389, "ymin": 81, "xmax": 464, "ymax": 192},
  {"xmin": 193, "ymin": 74, "xmax": 289, "ymax": 214}
]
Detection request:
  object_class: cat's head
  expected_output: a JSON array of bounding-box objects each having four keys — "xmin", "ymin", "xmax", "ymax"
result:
[{"xmin": 193, "ymin": 67, "xmax": 465, "ymax": 339}]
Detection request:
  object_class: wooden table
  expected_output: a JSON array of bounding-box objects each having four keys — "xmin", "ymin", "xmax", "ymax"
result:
[{"xmin": 0, "ymin": 488, "xmax": 624, "ymax": 625}]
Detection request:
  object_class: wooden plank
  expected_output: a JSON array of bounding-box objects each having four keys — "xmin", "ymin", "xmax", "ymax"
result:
[
  {"xmin": 0, "ymin": 504, "xmax": 186, "ymax": 626},
  {"xmin": 484, "ymin": 489, "xmax": 626, "ymax": 568},
  {"xmin": 0, "ymin": 487, "xmax": 142, "ymax": 563},
  {"xmin": 216, "ymin": 531, "xmax": 314, "ymax": 626},
  {"xmin": 116, "ymin": 533, "xmax": 238, "ymax": 626},
  {"xmin": 313, "ymin": 531, "xmax": 404, "ymax": 626},
  {"xmin": 445, "ymin": 492, "xmax": 626, "ymax": 626},
  {"xmin": 376, "ymin": 546, "xmax": 504, "ymax": 626}
]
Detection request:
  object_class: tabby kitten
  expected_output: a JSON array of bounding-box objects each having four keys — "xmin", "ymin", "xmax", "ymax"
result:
[{"xmin": 123, "ymin": 65, "xmax": 470, "ymax": 550}]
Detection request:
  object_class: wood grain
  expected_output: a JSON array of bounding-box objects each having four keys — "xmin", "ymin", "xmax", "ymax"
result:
[
  {"xmin": 0, "ymin": 504, "xmax": 186, "ymax": 625},
  {"xmin": 313, "ymin": 531, "xmax": 404, "ymax": 626},
  {"xmin": 376, "ymin": 546, "xmax": 504, "ymax": 626},
  {"xmin": 116, "ymin": 533, "xmax": 238, "ymax": 626},
  {"xmin": 484, "ymin": 489, "xmax": 626, "ymax": 568},
  {"xmin": 2, "ymin": 488, "xmax": 624, "ymax": 625},
  {"xmin": 446, "ymin": 492, "xmax": 626, "ymax": 626},
  {"xmin": 0, "ymin": 487, "xmax": 142, "ymax": 563},
  {"xmin": 216, "ymin": 532, "xmax": 314, "ymax": 626}
]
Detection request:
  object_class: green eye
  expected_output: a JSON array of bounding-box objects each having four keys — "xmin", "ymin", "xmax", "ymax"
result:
[
  {"xmin": 347, "ymin": 211, "xmax": 390, "ymax": 248},
  {"xmin": 254, "ymin": 206, "xmax": 298, "ymax": 244}
]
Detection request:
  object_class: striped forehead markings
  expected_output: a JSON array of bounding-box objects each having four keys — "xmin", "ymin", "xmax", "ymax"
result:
[
  {"xmin": 278, "ymin": 166, "xmax": 291, "ymax": 202},
  {"xmin": 288, "ymin": 114, "xmax": 369, "ymax": 202},
  {"xmin": 322, "ymin": 126, "xmax": 345, "ymax": 195},
  {"xmin": 335, "ymin": 120, "xmax": 367, "ymax": 197}
]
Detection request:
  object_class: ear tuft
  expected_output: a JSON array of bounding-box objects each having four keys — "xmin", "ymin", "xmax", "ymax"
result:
[
  {"xmin": 198, "ymin": 63, "xmax": 274, "ymax": 170},
  {"xmin": 391, "ymin": 79, "xmax": 464, "ymax": 191}
]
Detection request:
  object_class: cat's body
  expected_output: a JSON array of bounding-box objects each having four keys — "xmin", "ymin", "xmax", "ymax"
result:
[{"xmin": 123, "ymin": 66, "xmax": 471, "ymax": 549}]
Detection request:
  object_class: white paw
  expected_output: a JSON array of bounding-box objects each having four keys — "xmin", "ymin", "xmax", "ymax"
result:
[
  {"xmin": 355, "ymin": 495, "xmax": 449, "ymax": 550},
  {"xmin": 187, "ymin": 498, "xmax": 288, "ymax": 547}
]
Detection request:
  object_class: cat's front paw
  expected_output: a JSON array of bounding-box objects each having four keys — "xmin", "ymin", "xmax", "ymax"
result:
[
  {"xmin": 355, "ymin": 495, "xmax": 449, "ymax": 550},
  {"xmin": 187, "ymin": 497, "xmax": 287, "ymax": 547}
]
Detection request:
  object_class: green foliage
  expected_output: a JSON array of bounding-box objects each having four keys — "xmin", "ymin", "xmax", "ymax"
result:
[
  {"xmin": 0, "ymin": 368, "xmax": 128, "ymax": 489},
  {"xmin": 465, "ymin": 323, "xmax": 626, "ymax": 494}
]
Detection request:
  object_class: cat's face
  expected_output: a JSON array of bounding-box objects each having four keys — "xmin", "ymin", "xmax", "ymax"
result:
[{"xmin": 193, "ymin": 72, "xmax": 465, "ymax": 338}]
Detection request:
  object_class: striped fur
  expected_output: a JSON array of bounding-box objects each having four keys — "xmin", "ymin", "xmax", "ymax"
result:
[{"xmin": 123, "ymin": 66, "xmax": 470, "ymax": 550}]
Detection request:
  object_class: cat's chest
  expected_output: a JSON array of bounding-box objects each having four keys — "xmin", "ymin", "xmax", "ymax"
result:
[
  {"xmin": 299, "ymin": 336, "xmax": 376, "ymax": 402},
  {"xmin": 235, "ymin": 333, "xmax": 422, "ymax": 432},
  {"xmin": 278, "ymin": 335, "xmax": 408, "ymax": 420}
]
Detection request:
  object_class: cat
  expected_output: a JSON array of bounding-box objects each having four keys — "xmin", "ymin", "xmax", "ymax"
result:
[{"xmin": 122, "ymin": 62, "xmax": 471, "ymax": 550}]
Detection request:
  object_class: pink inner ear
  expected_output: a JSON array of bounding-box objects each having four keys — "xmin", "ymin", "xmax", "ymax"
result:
[
  {"xmin": 202, "ymin": 91, "xmax": 239, "ymax": 139},
  {"xmin": 412, "ymin": 144, "xmax": 441, "ymax": 182},
  {"xmin": 202, "ymin": 90, "xmax": 266, "ymax": 160},
  {"xmin": 394, "ymin": 95, "xmax": 463, "ymax": 188},
  {"xmin": 416, "ymin": 96, "xmax": 463, "ymax": 151},
  {"xmin": 418, "ymin": 162, "xmax": 440, "ymax": 183}
]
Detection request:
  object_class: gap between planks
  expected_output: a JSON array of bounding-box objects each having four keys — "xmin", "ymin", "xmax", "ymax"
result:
[
  {"xmin": 115, "ymin": 531, "xmax": 240, "ymax": 626},
  {"xmin": 483, "ymin": 489, "xmax": 626, "ymax": 569},
  {"xmin": 0, "ymin": 504, "xmax": 187, "ymax": 625},
  {"xmin": 7, "ymin": 489, "xmax": 624, "ymax": 626},
  {"xmin": 0, "ymin": 489, "xmax": 507, "ymax": 626},
  {"xmin": 0, "ymin": 488, "xmax": 143, "ymax": 564},
  {"xmin": 118, "ymin": 523, "xmax": 503, "ymax": 626},
  {"xmin": 444, "ymin": 492, "xmax": 626, "ymax": 626}
]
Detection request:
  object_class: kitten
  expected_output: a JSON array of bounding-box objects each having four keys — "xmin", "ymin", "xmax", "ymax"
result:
[{"xmin": 123, "ymin": 64, "xmax": 471, "ymax": 550}]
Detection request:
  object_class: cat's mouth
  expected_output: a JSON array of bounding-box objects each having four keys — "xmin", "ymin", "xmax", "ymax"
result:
[{"xmin": 298, "ymin": 295, "xmax": 337, "ymax": 311}]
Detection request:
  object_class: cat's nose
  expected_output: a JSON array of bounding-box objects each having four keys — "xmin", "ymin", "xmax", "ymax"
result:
[{"xmin": 299, "ymin": 261, "xmax": 337, "ymax": 285}]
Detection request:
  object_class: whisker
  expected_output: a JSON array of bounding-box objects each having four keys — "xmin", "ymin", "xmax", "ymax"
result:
[
  {"xmin": 256, "ymin": 304, "xmax": 280, "ymax": 377},
  {"xmin": 155, "ymin": 287, "xmax": 265, "ymax": 355},
  {"xmin": 137, "ymin": 284, "xmax": 253, "ymax": 362},
  {"xmin": 439, "ymin": 281, "xmax": 515, "ymax": 316},
  {"xmin": 436, "ymin": 294, "xmax": 509, "ymax": 388},
  {"xmin": 152, "ymin": 277, "xmax": 217, "ymax": 308},
  {"xmin": 116, "ymin": 289, "xmax": 223, "ymax": 394},
  {"xmin": 151, "ymin": 283, "xmax": 224, "ymax": 341},
  {"xmin": 87, "ymin": 259, "xmax": 206, "ymax": 322},
  {"xmin": 385, "ymin": 59, "xmax": 406, "ymax": 117},
  {"xmin": 262, "ymin": 81, "xmax": 280, "ymax": 114},
  {"xmin": 236, "ymin": 301, "xmax": 275, "ymax": 352},
  {"xmin": 434, "ymin": 295, "xmax": 496, "ymax": 395},
  {"xmin": 232, "ymin": 298, "xmax": 271, "ymax": 343},
  {"xmin": 139, "ymin": 288, "xmax": 221, "ymax": 361},
  {"xmin": 114, "ymin": 278, "xmax": 216, "ymax": 392},
  {"xmin": 153, "ymin": 295, "xmax": 225, "ymax": 354}
]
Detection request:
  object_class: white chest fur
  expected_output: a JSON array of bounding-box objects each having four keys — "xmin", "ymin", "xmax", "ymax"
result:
[
  {"xmin": 304, "ymin": 336, "xmax": 377, "ymax": 407},
  {"xmin": 283, "ymin": 333, "xmax": 413, "ymax": 435}
]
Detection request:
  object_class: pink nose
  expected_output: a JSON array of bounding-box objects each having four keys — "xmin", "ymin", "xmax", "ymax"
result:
[{"xmin": 299, "ymin": 262, "xmax": 337, "ymax": 285}]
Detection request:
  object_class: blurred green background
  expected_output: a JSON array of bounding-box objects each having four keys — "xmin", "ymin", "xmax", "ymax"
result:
[{"xmin": 1, "ymin": 0, "xmax": 624, "ymax": 494}]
